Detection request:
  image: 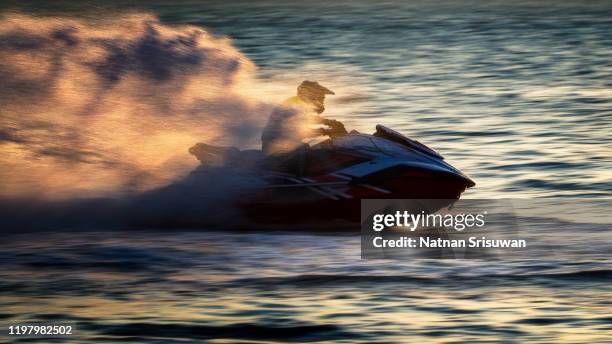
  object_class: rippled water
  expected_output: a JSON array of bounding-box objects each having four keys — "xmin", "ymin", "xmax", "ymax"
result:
[
  {"xmin": 2, "ymin": 222, "xmax": 611, "ymax": 343},
  {"xmin": 1, "ymin": 1, "xmax": 611, "ymax": 343}
]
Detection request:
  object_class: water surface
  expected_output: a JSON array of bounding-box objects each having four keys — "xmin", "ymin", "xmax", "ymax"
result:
[{"xmin": 1, "ymin": 1, "xmax": 611, "ymax": 343}]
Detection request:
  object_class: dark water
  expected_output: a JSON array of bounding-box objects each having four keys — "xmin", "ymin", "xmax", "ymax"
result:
[
  {"xmin": 1, "ymin": 215, "xmax": 611, "ymax": 343},
  {"xmin": 1, "ymin": 1, "xmax": 611, "ymax": 343}
]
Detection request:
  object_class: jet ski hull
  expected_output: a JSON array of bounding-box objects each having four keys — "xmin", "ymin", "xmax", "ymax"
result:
[
  {"xmin": 239, "ymin": 175, "xmax": 469, "ymax": 226},
  {"xmin": 191, "ymin": 125, "xmax": 475, "ymax": 228}
]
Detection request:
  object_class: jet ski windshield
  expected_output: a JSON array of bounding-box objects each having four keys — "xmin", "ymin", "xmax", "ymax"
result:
[
  {"xmin": 328, "ymin": 133, "xmax": 473, "ymax": 185},
  {"xmin": 330, "ymin": 134, "xmax": 431, "ymax": 159}
]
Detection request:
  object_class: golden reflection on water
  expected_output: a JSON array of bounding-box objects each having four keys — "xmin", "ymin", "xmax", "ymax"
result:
[
  {"xmin": 1, "ymin": 226, "xmax": 610, "ymax": 342},
  {"xmin": 4, "ymin": 281, "xmax": 610, "ymax": 342}
]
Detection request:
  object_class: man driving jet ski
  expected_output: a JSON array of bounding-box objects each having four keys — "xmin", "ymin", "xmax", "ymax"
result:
[{"xmin": 261, "ymin": 80, "xmax": 348, "ymax": 156}]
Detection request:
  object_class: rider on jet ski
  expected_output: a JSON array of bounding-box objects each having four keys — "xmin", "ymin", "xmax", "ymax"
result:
[{"xmin": 261, "ymin": 80, "xmax": 348, "ymax": 156}]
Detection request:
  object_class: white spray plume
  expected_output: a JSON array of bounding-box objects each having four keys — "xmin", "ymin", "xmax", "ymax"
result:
[{"xmin": 0, "ymin": 13, "xmax": 276, "ymax": 199}]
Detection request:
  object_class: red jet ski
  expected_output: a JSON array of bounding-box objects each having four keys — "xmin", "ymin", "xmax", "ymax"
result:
[{"xmin": 189, "ymin": 125, "xmax": 475, "ymax": 227}]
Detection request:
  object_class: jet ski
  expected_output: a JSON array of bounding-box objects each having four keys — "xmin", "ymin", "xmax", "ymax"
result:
[{"xmin": 189, "ymin": 124, "xmax": 475, "ymax": 227}]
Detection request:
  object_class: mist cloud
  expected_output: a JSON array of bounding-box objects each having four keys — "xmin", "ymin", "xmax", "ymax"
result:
[{"xmin": 0, "ymin": 13, "xmax": 273, "ymax": 199}]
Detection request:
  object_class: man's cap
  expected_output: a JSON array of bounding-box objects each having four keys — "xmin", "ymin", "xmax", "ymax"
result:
[{"xmin": 298, "ymin": 80, "xmax": 335, "ymax": 95}]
